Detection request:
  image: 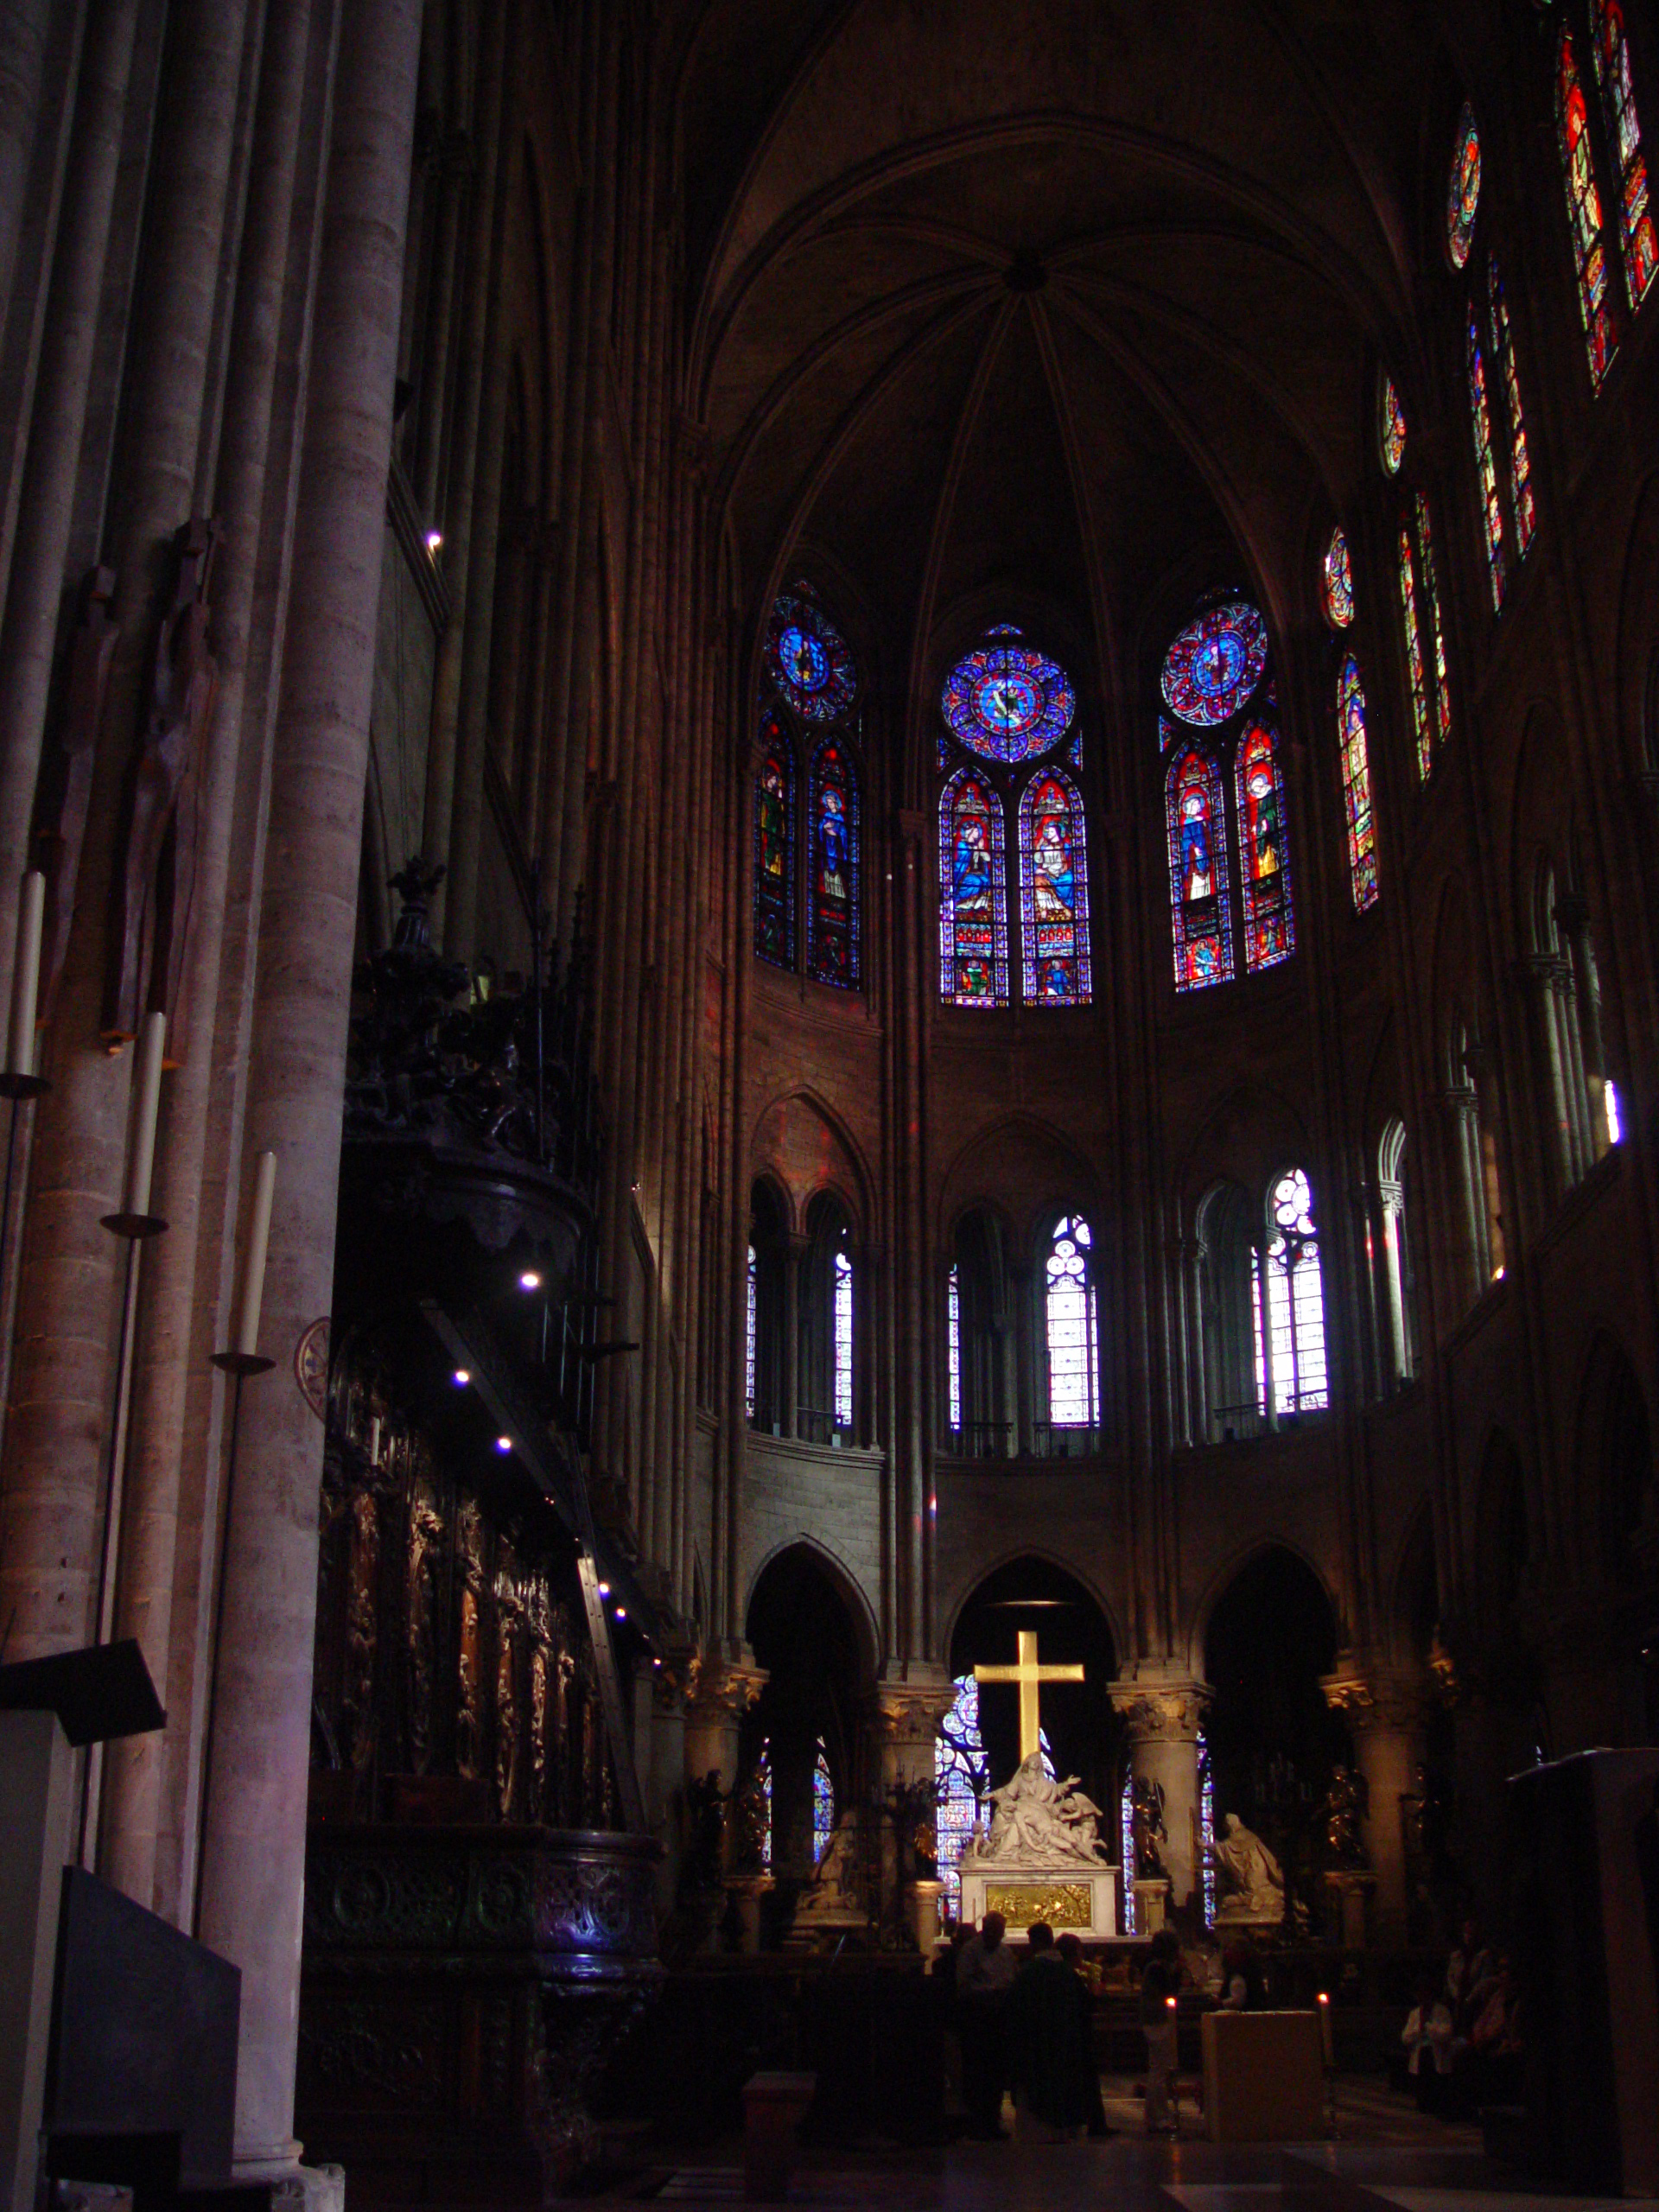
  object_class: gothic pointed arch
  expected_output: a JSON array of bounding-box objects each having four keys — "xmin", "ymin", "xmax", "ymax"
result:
[{"xmin": 1017, "ymin": 766, "xmax": 1091, "ymax": 1005}]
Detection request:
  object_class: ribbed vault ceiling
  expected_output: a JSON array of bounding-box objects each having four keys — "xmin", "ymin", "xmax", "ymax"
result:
[{"xmin": 673, "ymin": 0, "xmax": 1466, "ymax": 740}]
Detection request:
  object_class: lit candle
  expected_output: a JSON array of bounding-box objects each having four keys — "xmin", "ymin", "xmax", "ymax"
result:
[
  {"xmin": 7, "ymin": 869, "xmax": 44, "ymax": 1078},
  {"xmin": 122, "ymin": 1009, "xmax": 167, "ymax": 1217},
  {"xmin": 234, "ymin": 1149, "xmax": 277, "ymax": 1357},
  {"xmin": 1317, "ymin": 1990, "xmax": 1332, "ymax": 2066}
]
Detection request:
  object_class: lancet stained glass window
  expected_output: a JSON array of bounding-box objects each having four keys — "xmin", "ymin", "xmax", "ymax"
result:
[
  {"xmin": 807, "ymin": 738, "xmax": 860, "ymax": 988},
  {"xmin": 1252, "ymin": 1168, "xmax": 1328, "ymax": 1416},
  {"xmin": 754, "ymin": 713, "xmax": 795, "ymax": 965},
  {"xmin": 1167, "ymin": 744, "xmax": 1234, "ymax": 989},
  {"xmin": 1397, "ymin": 524, "xmax": 1433, "ymax": 779},
  {"xmin": 1322, "ymin": 526, "xmax": 1355, "ymax": 629},
  {"xmin": 1380, "ymin": 374, "xmax": 1408, "ymax": 475},
  {"xmin": 940, "ymin": 768, "xmax": 1007, "ymax": 1006},
  {"xmin": 1447, "ymin": 102, "xmax": 1482, "ymax": 270},
  {"xmin": 1416, "ymin": 495, "xmax": 1453, "ymax": 756},
  {"xmin": 1467, "ymin": 306, "xmax": 1507, "ymax": 610},
  {"xmin": 746, "ymin": 1245, "xmax": 758, "ymax": 1419},
  {"xmin": 937, "ymin": 1675, "xmax": 990, "ymax": 1910},
  {"xmin": 1045, "ymin": 1217, "xmax": 1100, "ymax": 1429},
  {"xmin": 833, "ymin": 1245, "xmax": 854, "ymax": 1433},
  {"xmin": 1338, "ymin": 655, "xmax": 1379, "ymax": 913},
  {"xmin": 1558, "ymin": 28, "xmax": 1618, "ymax": 386},
  {"xmin": 1487, "ymin": 255, "xmax": 1536, "ymax": 557},
  {"xmin": 1019, "ymin": 770, "xmax": 1091, "ymax": 1005},
  {"xmin": 947, "ymin": 1263, "xmax": 962, "ymax": 1433},
  {"xmin": 1590, "ymin": 0, "xmax": 1659, "ymax": 308},
  {"xmin": 1236, "ymin": 722, "xmax": 1295, "ymax": 970},
  {"xmin": 812, "ymin": 1744, "xmax": 836, "ymax": 1863}
]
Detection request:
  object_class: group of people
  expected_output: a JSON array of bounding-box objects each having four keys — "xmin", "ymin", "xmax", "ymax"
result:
[
  {"xmin": 1396, "ymin": 1917, "xmax": 1523, "ymax": 2117},
  {"xmin": 953, "ymin": 1912, "xmax": 1113, "ymax": 2140}
]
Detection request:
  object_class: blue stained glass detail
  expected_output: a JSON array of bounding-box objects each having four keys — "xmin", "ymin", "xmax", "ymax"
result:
[
  {"xmin": 940, "ymin": 768, "xmax": 1007, "ymax": 1006},
  {"xmin": 1019, "ymin": 769, "xmax": 1091, "ymax": 1005},
  {"xmin": 1236, "ymin": 721, "xmax": 1295, "ymax": 970},
  {"xmin": 942, "ymin": 639, "xmax": 1076, "ymax": 764},
  {"xmin": 1161, "ymin": 601, "xmax": 1268, "ymax": 726},
  {"xmin": 1167, "ymin": 745, "xmax": 1233, "ymax": 989},
  {"xmin": 753, "ymin": 709, "xmax": 795, "ymax": 967},
  {"xmin": 812, "ymin": 1744, "xmax": 835, "ymax": 1863},
  {"xmin": 766, "ymin": 594, "xmax": 856, "ymax": 721},
  {"xmin": 807, "ymin": 737, "xmax": 860, "ymax": 988}
]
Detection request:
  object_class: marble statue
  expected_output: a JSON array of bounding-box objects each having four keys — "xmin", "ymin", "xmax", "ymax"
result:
[
  {"xmin": 1210, "ymin": 1812, "xmax": 1285, "ymax": 1923},
  {"xmin": 980, "ymin": 1751, "xmax": 1109, "ymax": 1866},
  {"xmin": 795, "ymin": 1810, "xmax": 865, "ymax": 1921}
]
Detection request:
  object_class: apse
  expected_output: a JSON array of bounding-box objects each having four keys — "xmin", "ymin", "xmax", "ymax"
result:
[{"xmin": 948, "ymin": 1555, "xmax": 1119, "ymax": 1816}]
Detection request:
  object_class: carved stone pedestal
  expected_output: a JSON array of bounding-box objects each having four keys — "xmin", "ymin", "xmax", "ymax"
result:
[
  {"xmin": 724, "ymin": 1873, "xmax": 773, "ymax": 1955},
  {"xmin": 1133, "ymin": 1877, "xmax": 1169, "ymax": 1936},
  {"xmin": 1323, "ymin": 1868, "xmax": 1373, "ymax": 1950},
  {"xmin": 296, "ymin": 1825, "xmax": 661, "ymax": 2202},
  {"xmin": 910, "ymin": 1878, "xmax": 944, "ymax": 1955}
]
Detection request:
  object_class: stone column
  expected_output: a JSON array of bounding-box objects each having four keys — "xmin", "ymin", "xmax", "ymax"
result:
[
  {"xmin": 1442, "ymin": 1083, "xmax": 1487, "ymax": 1300},
  {"xmin": 1321, "ymin": 1665, "xmax": 1427, "ymax": 1947},
  {"xmin": 1377, "ymin": 1179, "xmax": 1408, "ymax": 1386},
  {"xmin": 192, "ymin": 0, "xmax": 423, "ymax": 2173},
  {"xmin": 1555, "ymin": 892, "xmax": 1611, "ymax": 1160},
  {"xmin": 1008, "ymin": 1263, "xmax": 1033, "ymax": 1457},
  {"xmin": 646, "ymin": 1649, "xmax": 692, "ymax": 1919},
  {"xmin": 872, "ymin": 1674, "xmax": 955, "ymax": 1937},
  {"xmin": 1522, "ymin": 952, "xmax": 1584, "ymax": 1194},
  {"xmin": 781, "ymin": 1230, "xmax": 805, "ymax": 1440},
  {"xmin": 682, "ymin": 1655, "xmax": 766, "ymax": 1800},
  {"xmin": 1110, "ymin": 1669, "xmax": 1209, "ymax": 1914}
]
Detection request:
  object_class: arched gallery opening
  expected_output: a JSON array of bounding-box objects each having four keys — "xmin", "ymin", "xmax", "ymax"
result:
[{"xmin": 743, "ymin": 1546, "xmax": 871, "ymax": 1887}]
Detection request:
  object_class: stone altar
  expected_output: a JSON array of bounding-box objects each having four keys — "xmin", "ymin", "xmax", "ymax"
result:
[{"xmin": 957, "ymin": 1751, "xmax": 1119, "ymax": 1938}]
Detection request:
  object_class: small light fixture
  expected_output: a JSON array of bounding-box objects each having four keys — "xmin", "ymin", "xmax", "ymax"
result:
[
  {"xmin": 614, "ymin": 1606, "xmax": 626, "ymax": 1620},
  {"xmin": 519, "ymin": 1269, "xmax": 542, "ymax": 1290},
  {"xmin": 453, "ymin": 1368, "xmax": 471, "ymax": 1386},
  {"xmin": 652, "ymin": 1657, "xmax": 662, "ymax": 1669},
  {"xmin": 597, "ymin": 1580, "xmax": 610, "ymax": 1596},
  {"xmin": 495, "ymin": 1434, "xmax": 512, "ymax": 1452},
  {"xmin": 425, "ymin": 529, "xmax": 442, "ymax": 554}
]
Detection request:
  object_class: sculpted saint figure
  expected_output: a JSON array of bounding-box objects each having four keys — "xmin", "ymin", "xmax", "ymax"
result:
[
  {"xmin": 1210, "ymin": 1812, "xmax": 1285, "ymax": 1920},
  {"xmin": 982, "ymin": 1751, "xmax": 1108, "ymax": 1866}
]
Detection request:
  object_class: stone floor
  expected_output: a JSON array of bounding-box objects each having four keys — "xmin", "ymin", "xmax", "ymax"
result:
[{"xmin": 557, "ymin": 2074, "xmax": 1609, "ymax": 2209}]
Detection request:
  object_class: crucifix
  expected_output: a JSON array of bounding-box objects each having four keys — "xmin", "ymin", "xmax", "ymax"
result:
[{"xmin": 975, "ymin": 1630, "xmax": 1084, "ymax": 1764}]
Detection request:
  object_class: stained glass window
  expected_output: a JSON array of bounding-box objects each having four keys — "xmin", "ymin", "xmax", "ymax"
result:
[
  {"xmin": 1466, "ymin": 307, "xmax": 1507, "ymax": 610},
  {"xmin": 1166, "ymin": 744, "xmax": 1234, "ymax": 989},
  {"xmin": 1487, "ymin": 255, "xmax": 1536, "ymax": 556},
  {"xmin": 1590, "ymin": 0, "xmax": 1659, "ymax": 307},
  {"xmin": 746, "ymin": 1245, "xmax": 758, "ymax": 1420},
  {"xmin": 1161, "ymin": 601, "xmax": 1269, "ymax": 726},
  {"xmin": 833, "ymin": 1245, "xmax": 853, "ymax": 1433},
  {"xmin": 754, "ymin": 713, "xmax": 795, "ymax": 965},
  {"xmin": 1416, "ymin": 494, "xmax": 1453, "ymax": 757},
  {"xmin": 1045, "ymin": 1216, "xmax": 1100, "ymax": 1428},
  {"xmin": 758, "ymin": 1741, "xmax": 772, "ymax": 1867},
  {"xmin": 1322, "ymin": 526, "xmax": 1355, "ymax": 629},
  {"xmin": 1198, "ymin": 1738, "xmax": 1217, "ymax": 1925},
  {"xmin": 766, "ymin": 592, "xmax": 857, "ymax": 721},
  {"xmin": 1380, "ymin": 374, "xmax": 1407, "ymax": 475},
  {"xmin": 1235, "ymin": 722, "xmax": 1295, "ymax": 971},
  {"xmin": 807, "ymin": 738, "xmax": 859, "ymax": 988},
  {"xmin": 941, "ymin": 639, "xmax": 1076, "ymax": 764},
  {"xmin": 1447, "ymin": 101, "xmax": 1482, "ymax": 269},
  {"xmin": 1558, "ymin": 28, "xmax": 1618, "ymax": 386},
  {"xmin": 813, "ymin": 1742, "xmax": 836, "ymax": 1863},
  {"xmin": 1338, "ymin": 654, "xmax": 1379, "ymax": 912},
  {"xmin": 939, "ymin": 768, "xmax": 1007, "ymax": 1006},
  {"xmin": 1018, "ymin": 769, "xmax": 1091, "ymax": 1005},
  {"xmin": 1252, "ymin": 1168, "xmax": 1328, "ymax": 1415},
  {"xmin": 1121, "ymin": 1776, "xmax": 1137, "ymax": 1935},
  {"xmin": 936, "ymin": 1675, "xmax": 990, "ymax": 1911},
  {"xmin": 947, "ymin": 1263, "xmax": 962, "ymax": 1433},
  {"xmin": 1397, "ymin": 524, "xmax": 1433, "ymax": 779}
]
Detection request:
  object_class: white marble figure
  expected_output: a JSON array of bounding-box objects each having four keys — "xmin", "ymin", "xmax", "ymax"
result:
[
  {"xmin": 1209, "ymin": 1812, "xmax": 1285, "ymax": 1922},
  {"xmin": 795, "ymin": 1809, "xmax": 865, "ymax": 1920},
  {"xmin": 978, "ymin": 1751, "xmax": 1109, "ymax": 1867}
]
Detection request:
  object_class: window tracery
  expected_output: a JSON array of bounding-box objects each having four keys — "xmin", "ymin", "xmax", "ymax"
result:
[
  {"xmin": 1558, "ymin": 26, "xmax": 1618, "ymax": 385},
  {"xmin": 1338, "ymin": 654, "xmax": 1378, "ymax": 912},
  {"xmin": 1466, "ymin": 304, "xmax": 1507, "ymax": 609},
  {"xmin": 1018, "ymin": 769, "xmax": 1092, "ymax": 1005},
  {"xmin": 1043, "ymin": 1216, "xmax": 1100, "ymax": 1435},
  {"xmin": 1589, "ymin": 0, "xmax": 1658, "ymax": 308},
  {"xmin": 1253, "ymin": 1169, "xmax": 1328, "ymax": 1419},
  {"xmin": 754, "ymin": 589, "xmax": 862, "ymax": 986}
]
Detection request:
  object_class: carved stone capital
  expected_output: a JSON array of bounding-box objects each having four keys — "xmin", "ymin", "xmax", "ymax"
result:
[
  {"xmin": 683, "ymin": 1657, "xmax": 767, "ymax": 1729},
  {"xmin": 1109, "ymin": 1674, "xmax": 1211, "ymax": 1744},
  {"xmin": 1320, "ymin": 1663, "xmax": 1428, "ymax": 1733},
  {"xmin": 650, "ymin": 1644, "xmax": 697, "ymax": 1716},
  {"xmin": 871, "ymin": 1675, "xmax": 957, "ymax": 1746}
]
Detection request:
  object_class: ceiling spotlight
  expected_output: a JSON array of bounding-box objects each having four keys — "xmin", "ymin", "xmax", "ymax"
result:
[
  {"xmin": 614, "ymin": 1606, "xmax": 626, "ymax": 1620},
  {"xmin": 597, "ymin": 1580, "xmax": 610, "ymax": 1596},
  {"xmin": 425, "ymin": 529, "xmax": 443, "ymax": 554},
  {"xmin": 519, "ymin": 1269, "xmax": 542, "ymax": 1291},
  {"xmin": 495, "ymin": 1434, "xmax": 512, "ymax": 1453},
  {"xmin": 453, "ymin": 1368, "xmax": 471, "ymax": 1386}
]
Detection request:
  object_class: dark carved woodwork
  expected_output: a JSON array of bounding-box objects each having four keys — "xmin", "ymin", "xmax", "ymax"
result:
[
  {"xmin": 297, "ymin": 1827, "xmax": 660, "ymax": 2200},
  {"xmin": 33, "ymin": 565, "xmax": 117, "ymax": 1028},
  {"xmin": 104, "ymin": 517, "xmax": 223, "ymax": 1048}
]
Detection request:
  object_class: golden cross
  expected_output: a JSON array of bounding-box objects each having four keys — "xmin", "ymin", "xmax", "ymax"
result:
[{"xmin": 975, "ymin": 1629, "xmax": 1084, "ymax": 1764}]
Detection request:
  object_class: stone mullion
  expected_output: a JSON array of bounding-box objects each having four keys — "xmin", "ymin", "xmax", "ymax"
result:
[
  {"xmin": 0, "ymin": 0, "xmax": 254, "ymax": 1662},
  {"xmin": 1556, "ymin": 890, "xmax": 1609, "ymax": 1160},
  {"xmin": 717, "ymin": 632, "xmax": 750, "ymax": 1646},
  {"xmin": 893, "ymin": 806, "xmax": 927, "ymax": 1654},
  {"xmin": 194, "ymin": 0, "xmax": 423, "ymax": 2173},
  {"xmin": 0, "ymin": 0, "xmax": 57, "ymax": 361},
  {"xmin": 410, "ymin": 130, "xmax": 467, "ymax": 519},
  {"xmin": 416, "ymin": 0, "xmax": 506, "ymax": 940},
  {"xmin": 101, "ymin": 0, "xmax": 319, "ymax": 1915}
]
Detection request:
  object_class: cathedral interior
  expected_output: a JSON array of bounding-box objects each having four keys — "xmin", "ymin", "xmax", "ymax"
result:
[{"xmin": 2, "ymin": 0, "xmax": 1659, "ymax": 2202}]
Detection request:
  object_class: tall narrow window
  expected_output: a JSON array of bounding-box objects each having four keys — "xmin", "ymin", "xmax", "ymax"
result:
[
  {"xmin": 1467, "ymin": 306, "xmax": 1507, "ymax": 610},
  {"xmin": 1397, "ymin": 524, "xmax": 1433, "ymax": 779},
  {"xmin": 1338, "ymin": 655, "xmax": 1378, "ymax": 912},
  {"xmin": 1044, "ymin": 1216, "xmax": 1100, "ymax": 1433},
  {"xmin": 1322, "ymin": 525, "xmax": 1355, "ymax": 629},
  {"xmin": 753, "ymin": 715, "xmax": 795, "ymax": 965},
  {"xmin": 1019, "ymin": 768, "xmax": 1092, "ymax": 1004},
  {"xmin": 940, "ymin": 768, "xmax": 1007, "ymax": 1006},
  {"xmin": 1253, "ymin": 1169, "xmax": 1328, "ymax": 1417},
  {"xmin": 812, "ymin": 1742, "xmax": 836, "ymax": 1862},
  {"xmin": 1589, "ymin": 0, "xmax": 1659, "ymax": 308},
  {"xmin": 947, "ymin": 1262, "xmax": 962, "ymax": 1433},
  {"xmin": 1558, "ymin": 28, "xmax": 1618, "ymax": 385},
  {"xmin": 1379, "ymin": 373, "xmax": 1408, "ymax": 476},
  {"xmin": 1167, "ymin": 744, "xmax": 1234, "ymax": 988},
  {"xmin": 807, "ymin": 737, "xmax": 860, "ymax": 988},
  {"xmin": 1416, "ymin": 495, "xmax": 1452, "ymax": 756},
  {"xmin": 746, "ymin": 1245, "xmax": 758, "ymax": 1420},
  {"xmin": 1487, "ymin": 255, "xmax": 1536, "ymax": 557},
  {"xmin": 937, "ymin": 1675, "xmax": 990, "ymax": 1910},
  {"xmin": 1446, "ymin": 102, "xmax": 1482, "ymax": 270},
  {"xmin": 1235, "ymin": 722, "xmax": 1295, "ymax": 970},
  {"xmin": 833, "ymin": 1244, "xmax": 854, "ymax": 1434}
]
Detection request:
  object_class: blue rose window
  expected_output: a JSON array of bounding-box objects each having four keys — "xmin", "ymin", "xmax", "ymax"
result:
[
  {"xmin": 1160, "ymin": 601, "xmax": 1268, "ymax": 728},
  {"xmin": 942, "ymin": 639, "xmax": 1076, "ymax": 764},
  {"xmin": 766, "ymin": 594, "xmax": 857, "ymax": 721}
]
